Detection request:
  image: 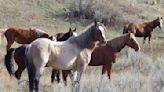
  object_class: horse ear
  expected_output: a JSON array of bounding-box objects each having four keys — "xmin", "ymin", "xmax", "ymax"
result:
[
  {"xmin": 161, "ymin": 16, "xmax": 163, "ymax": 19},
  {"xmin": 73, "ymin": 27, "xmax": 76, "ymax": 32},
  {"xmin": 100, "ymin": 18, "xmax": 105, "ymax": 25},
  {"xmin": 94, "ymin": 19, "xmax": 98, "ymax": 26},
  {"xmin": 157, "ymin": 16, "xmax": 163, "ymax": 20},
  {"xmin": 128, "ymin": 33, "xmax": 132, "ymax": 38},
  {"xmin": 69, "ymin": 27, "xmax": 72, "ymax": 32}
]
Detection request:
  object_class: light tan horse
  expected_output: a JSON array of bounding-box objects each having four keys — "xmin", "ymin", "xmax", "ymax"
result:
[
  {"xmin": 123, "ymin": 16, "xmax": 163, "ymax": 44},
  {"xmin": 25, "ymin": 21, "xmax": 107, "ymax": 92}
]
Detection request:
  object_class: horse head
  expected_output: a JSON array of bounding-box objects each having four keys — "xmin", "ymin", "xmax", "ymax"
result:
[
  {"xmin": 69, "ymin": 27, "xmax": 77, "ymax": 37},
  {"xmin": 155, "ymin": 16, "xmax": 163, "ymax": 29},
  {"xmin": 92, "ymin": 20, "xmax": 107, "ymax": 45},
  {"xmin": 125, "ymin": 33, "xmax": 140, "ymax": 51},
  {"xmin": 48, "ymin": 35, "xmax": 57, "ymax": 41}
]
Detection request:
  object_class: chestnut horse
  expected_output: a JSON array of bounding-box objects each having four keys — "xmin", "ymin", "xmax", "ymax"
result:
[
  {"xmin": 1, "ymin": 28, "xmax": 50, "ymax": 50},
  {"xmin": 123, "ymin": 17, "xmax": 163, "ymax": 44},
  {"xmin": 4, "ymin": 28, "xmax": 77, "ymax": 82},
  {"xmin": 52, "ymin": 33, "xmax": 140, "ymax": 86}
]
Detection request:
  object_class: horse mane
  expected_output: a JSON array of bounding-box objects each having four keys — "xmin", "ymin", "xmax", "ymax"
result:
[
  {"xmin": 107, "ymin": 34, "xmax": 128, "ymax": 52},
  {"xmin": 68, "ymin": 22, "xmax": 99, "ymax": 49},
  {"xmin": 144, "ymin": 18, "xmax": 160, "ymax": 29}
]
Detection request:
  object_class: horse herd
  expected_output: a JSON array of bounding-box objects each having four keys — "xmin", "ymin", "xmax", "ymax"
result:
[{"xmin": 0, "ymin": 17, "xmax": 163, "ymax": 92}]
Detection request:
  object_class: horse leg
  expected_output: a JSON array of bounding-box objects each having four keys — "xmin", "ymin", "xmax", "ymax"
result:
[
  {"xmin": 62, "ymin": 70, "xmax": 71, "ymax": 86},
  {"xmin": 143, "ymin": 37, "xmax": 146, "ymax": 44},
  {"xmin": 34, "ymin": 67, "xmax": 44, "ymax": 92},
  {"xmin": 6, "ymin": 34, "xmax": 14, "ymax": 50},
  {"xmin": 106, "ymin": 64, "xmax": 112, "ymax": 80},
  {"xmin": 27, "ymin": 64, "xmax": 35, "ymax": 92},
  {"xmin": 72, "ymin": 64, "xmax": 87, "ymax": 92},
  {"xmin": 51, "ymin": 69, "xmax": 60, "ymax": 83},
  {"xmin": 102, "ymin": 65, "xmax": 107, "ymax": 75},
  {"xmin": 6, "ymin": 41, "xmax": 14, "ymax": 51},
  {"xmin": 148, "ymin": 34, "xmax": 151, "ymax": 44}
]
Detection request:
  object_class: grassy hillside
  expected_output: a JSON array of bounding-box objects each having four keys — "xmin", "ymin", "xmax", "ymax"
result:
[{"xmin": 0, "ymin": 0, "xmax": 164, "ymax": 92}]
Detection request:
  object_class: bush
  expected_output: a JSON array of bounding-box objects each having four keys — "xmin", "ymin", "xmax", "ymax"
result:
[{"xmin": 66, "ymin": 0, "xmax": 163, "ymax": 28}]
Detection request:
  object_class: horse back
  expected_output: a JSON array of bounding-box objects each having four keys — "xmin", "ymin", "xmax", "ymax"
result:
[
  {"xmin": 5, "ymin": 28, "xmax": 49, "ymax": 43},
  {"xmin": 125, "ymin": 23, "xmax": 151, "ymax": 37}
]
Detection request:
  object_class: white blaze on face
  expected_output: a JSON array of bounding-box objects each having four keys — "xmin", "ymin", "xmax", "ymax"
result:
[
  {"xmin": 52, "ymin": 36, "xmax": 57, "ymax": 41},
  {"xmin": 131, "ymin": 33, "xmax": 140, "ymax": 50},
  {"xmin": 98, "ymin": 25, "xmax": 106, "ymax": 40},
  {"xmin": 160, "ymin": 19, "xmax": 163, "ymax": 28},
  {"xmin": 73, "ymin": 32, "xmax": 78, "ymax": 37}
]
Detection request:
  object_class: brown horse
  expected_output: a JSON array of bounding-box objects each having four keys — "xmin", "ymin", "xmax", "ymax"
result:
[
  {"xmin": 123, "ymin": 17, "xmax": 163, "ymax": 44},
  {"xmin": 4, "ymin": 27, "xmax": 77, "ymax": 83},
  {"xmin": 52, "ymin": 33, "xmax": 140, "ymax": 86},
  {"xmin": 1, "ymin": 27, "xmax": 50, "ymax": 50}
]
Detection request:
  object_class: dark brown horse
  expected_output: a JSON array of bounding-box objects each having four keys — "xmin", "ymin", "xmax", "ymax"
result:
[
  {"xmin": 4, "ymin": 28, "xmax": 77, "ymax": 82},
  {"xmin": 123, "ymin": 17, "xmax": 163, "ymax": 44},
  {"xmin": 52, "ymin": 33, "xmax": 140, "ymax": 86},
  {"xmin": 1, "ymin": 28, "xmax": 50, "ymax": 50},
  {"xmin": 56, "ymin": 27, "xmax": 77, "ymax": 40}
]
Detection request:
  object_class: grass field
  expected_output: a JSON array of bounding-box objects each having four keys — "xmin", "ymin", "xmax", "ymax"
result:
[{"xmin": 0, "ymin": 0, "xmax": 164, "ymax": 92}]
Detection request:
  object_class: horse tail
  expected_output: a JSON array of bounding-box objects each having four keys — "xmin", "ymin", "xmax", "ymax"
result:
[
  {"xmin": 24, "ymin": 45, "xmax": 34, "ymax": 91},
  {"xmin": 0, "ymin": 28, "xmax": 7, "ymax": 45},
  {"xmin": 4, "ymin": 48, "xmax": 15, "ymax": 78}
]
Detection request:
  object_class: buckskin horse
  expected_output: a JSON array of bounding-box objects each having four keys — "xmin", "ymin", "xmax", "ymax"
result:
[
  {"xmin": 50, "ymin": 27, "xmax": 77, "ymax": 83},
  {"xmin": 25, "ymin": 21, "xmax": 106, "ymax": 92},
  {"xmin": 4, "ymin": 27, "xmax": 77, "ymax": 83},
  {"xmin": 0, "ymin": 27, "xmax": 50, "ymax": 50},
  {"xmin": 51, "ymin": 33, "xmax": 140, "ymax": 86},
  {"xmin": 123, "ymin": 16, "xmax": 163, "ymax": 44}
]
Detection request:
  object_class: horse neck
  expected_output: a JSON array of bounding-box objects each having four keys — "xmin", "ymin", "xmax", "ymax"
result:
[
  {"xmin": 108, "ymin": 35, "xmax": 126, "ymax": 52},
  {"xmin": 69, "ymin": 28, "xmax": 95, "ymax": 50},
  {"xmin": 57, "ymin": 33, "xmax": 70, "ymax": 41},
  {"xmin": 147, "ymin": 20, "xmax": 158, "ymax": 29}
]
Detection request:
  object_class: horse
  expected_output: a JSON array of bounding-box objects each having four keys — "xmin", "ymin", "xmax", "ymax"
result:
[
  {"xmin": 50, "ymin": 27, "xmax": 77, "ymax": 83},
  {"xmin": 123, "ymin": 16, "xmax": 163, "ymax": 44},
  {"xmin": 0, "ymin": 27, "xmax": 50, "ymax": 50},
  {"xmin": 56, "ymin": 27, "xmax": 77, "ymax": 40},
  {"xmin": 51, "ymin": 33, "xmax": 140, "ymax": 86},
  {"xmin": 4, "ymin": 27, "xmax": 77, "ymax": 82},
  {"xmin": 25, "ymin": 21, "xmax": 106, "ymax": 92}
]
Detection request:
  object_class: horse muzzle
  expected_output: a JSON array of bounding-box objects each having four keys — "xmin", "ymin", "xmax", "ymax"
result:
[
  {"xmin": 135, "ymin": 47, "xmax": 140, "ymax": 52},
  {"xmin": 159, "ymin": 25, "xmax": 162, "ymax": 30}
]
